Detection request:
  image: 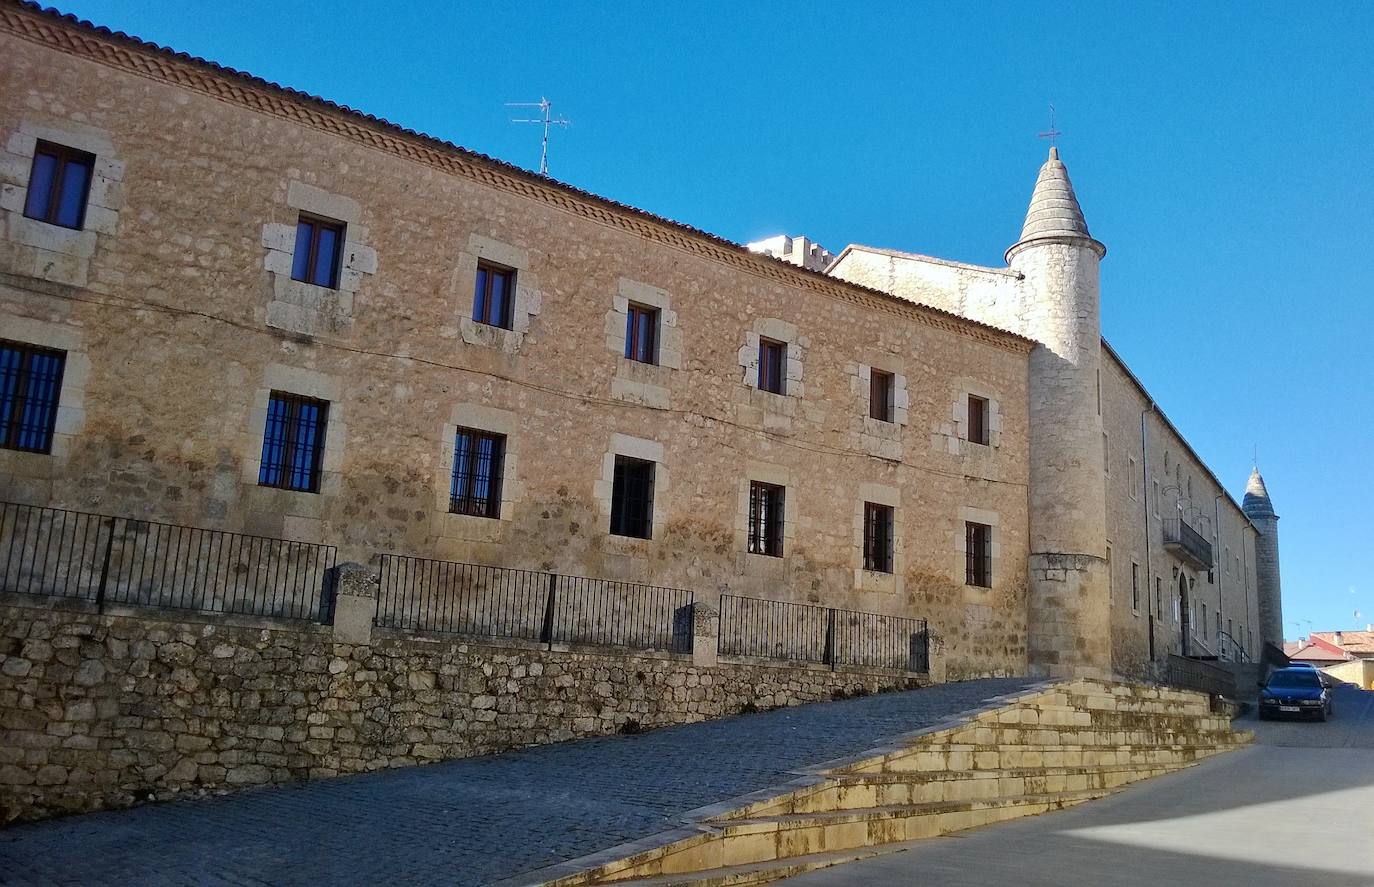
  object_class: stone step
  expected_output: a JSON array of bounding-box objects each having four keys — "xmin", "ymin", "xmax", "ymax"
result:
[
  {"xmin": 595, "ymin": 846, "xmax": 890, "ymax": 887},
  {"xmin": 925, "ymin": 724, "xmax": 1240, "ymax": 749},
  {"xmin": 859, "ymin": 739, "xmax": 1243, "ymax": 773},
  {"xmin": 950, "ymin": 705, "xmax": 1230, "ymax": 733}
]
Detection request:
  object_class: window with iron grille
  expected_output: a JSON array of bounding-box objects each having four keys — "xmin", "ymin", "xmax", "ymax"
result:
[
  {"xmin": 758, "ymin": 338, "xmax": 786, "ymax": 394},
  {"xmin": 473, "ymin": 261, "xmax": 515, "ymax": 328},
  {"xmin": 1131, "ymin": 562, "xmax": 1141, "ymax": 612},
  {"xmin": 747, "ymin": 481, "xmax": 785, "ymax": 557},
  {"xmin": 863, "ymin": 502, "xmax": 894, "ymax": 573},
  {"xmin": 1155, "ymin": 578, "xmax": 1163, "ymax": 619},
  {"xmin": 0, "ymin": 341, "xmax": 67, "ymax": 454},
  {"xmin": 610, "ymin": 456, "xmax": 655, "ymax": 539},
  {"xmin": 869, "ymin": 370, "xmax": 894, "ymax": 422},
  {"xmin": 450, "ymin": 428, "xmax": 505, "ymax": 518},
  {"xmin": 291, "ymin": 214, "xmax": 345, "ymax": 289},
  {"xmin": 965, "ymin": 521, "xmax": 992, "ymax": 587},
  {"xmin": 967, "ymin": 395, "xmax": 989, "ymax": 445},
  {"xmin": 23, "ymin": 141, "xmax": 95, "ymax": 230},
  {"xmin": 258, "ymin": 392, "xmax": 329, "ymax": 493},
  {"xmin": 625, "ymin": 303, "xmax": 659, "ymax": 364}
]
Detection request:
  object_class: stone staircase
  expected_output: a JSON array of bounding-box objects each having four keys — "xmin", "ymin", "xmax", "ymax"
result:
[{"xmin": 547, "ymin": 678, "xmax": 1250, "ymax": 886}]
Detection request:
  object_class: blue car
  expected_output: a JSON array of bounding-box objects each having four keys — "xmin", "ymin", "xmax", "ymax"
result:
[{"xmin": 1259, "ymin": 667, "xmax": 1333, "ymax": 721}]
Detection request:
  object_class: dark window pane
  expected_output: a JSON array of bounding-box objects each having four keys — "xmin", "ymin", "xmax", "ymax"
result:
[
  {"xmin": 488, "ymin": 268, "xmax": 508, "ymax": 326},
  {"xmin": 0, "ymin": 342, "xmax": 67, "ymax": 455},
  {"xmin": 626, "ymin": 304, "xmax": 658, "ymax": 364},
  {"xmin": 312, "ymin": 224, "xmax": 339, "ymax": 287},
  {"xmin": 258, "ymin": 392, "xmax": 328, "ymax": 493},
  {"xmin": 870, "ymin": 371, "xmax": 893, "ymax": 421},
  {"xmin": 863, "ymin": 503, "xmax": 893, "ymax": 573},
  {"xmin": 473, "ymin": 266, "xmax": 489, "ymax": 323},
  {"xmin": 748, "ymin": 481, "xmax": 785, "ymax": 557},
  {"xmin": 55, "ymin": 157, "xmax": 91, "ymax": 228},
  {"xmin": 611, "ymin": 456, "xmax": 654, "ymax": 538},
  {"xmin": 291, "ymin": 221, "xmax": 313, "ymax": 281},
  {"xmin": 23, "ymin": 152, "xmax": 58, "ymax": 221},
  {"xmin": 450, "ymin": 428, "xmax": 505, "ymax": 518},
  {"xmin": 759, "ymin": 340, "xmax": 785, "ymax": 394}
]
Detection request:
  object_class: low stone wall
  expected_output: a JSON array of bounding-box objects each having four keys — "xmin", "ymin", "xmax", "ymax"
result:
[{"xmin": 0, "ymin": 596, "xmax": 933, "ymax": 823}]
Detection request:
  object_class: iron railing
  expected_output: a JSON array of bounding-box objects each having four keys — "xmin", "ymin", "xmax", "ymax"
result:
[
  {"xmin": 0, "ymin": 500, "xmax": 336, "ymax": 621},
  {"xmin": 1216, "ymin": 629, "xmax": 1251, "ymax": 663},
  {"xmin": 1163, "ymin": 518, "xmax": 1213, "ymax": 570},
  {"xmin": 375, "ymin": 555, "xmax": 694, "ymax": 653},
  {"xmin": 1165, "ymin": 653, "xmax": 1237, "ymax": 699},
  {"xmin": 717, "ymin": 594, "xmax": 929, "ymax": 673}
]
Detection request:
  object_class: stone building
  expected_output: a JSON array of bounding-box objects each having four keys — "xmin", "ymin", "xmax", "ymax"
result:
[{"xmin": 0, "ymin": 1, "xmax": 1278, "ymax": 681}]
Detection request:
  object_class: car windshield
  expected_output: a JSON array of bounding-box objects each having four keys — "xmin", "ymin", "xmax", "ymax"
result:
[{"xmin": 1267, "ymin": 671, "xmax": 1320, "ymax": 689}]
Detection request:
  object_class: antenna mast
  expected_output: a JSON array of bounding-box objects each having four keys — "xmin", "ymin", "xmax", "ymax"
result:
[
  {"xmin": 1037, "ymin": 104, "xmax": 1062, "ymax": 146},
  {"xmin": 506, "ymin": 97, "xmax": 571, "ymax": 176}
]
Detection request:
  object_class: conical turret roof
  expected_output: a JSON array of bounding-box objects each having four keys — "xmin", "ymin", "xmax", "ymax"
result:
[
  {"xmin": 1006, "ymin": 147, "xmax": 1105, "ymax": 261},
  {"xmin": 1242, "ymin": 467, "xmax": 1277, "ymax": 519}
]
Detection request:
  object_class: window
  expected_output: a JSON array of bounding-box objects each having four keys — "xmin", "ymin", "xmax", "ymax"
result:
[
  {"xmin": 1152, "ymin": 480, "xmax": 1160, "ymax": 516},
  {"xmin": 291, "ymin": 215, "xmax": 345, "ymax": 289},
  {"xmin": 967, "ymin": 395, "xmax": 989, "ymax": 445},
  {"xmin": 258, "ymin": 392, "xmax": 329, "ymax": 493},
  {"xmin": 1216, "ymin": 612, "xmax": 1222, "ymax": 635},
  {"xmin": 0, "ymin": 341, "xmax": 66, "ymax": 454},
  {"xmin": 966, "ymin": 521, "xmax": 992, "ymax": 587},
  {"xmin": 610, "ymin": 456, "xmax": 655, "ymax": 539},
  {"xmin": 1131, "ymin": 562, "xmax": 1140, "ymax": 613},
  {"xmin": 1129, "ymin": 458, "xmax": 1139, "ymax": 499},
  {"xmin": 747, "ymin": 481, "xmax": 785, "ymax": 557},
  {"xmin": 450, "ymin": 428, "xmax": 505, "ymax": 518},
  {"xmin": 1200, "ymin": 602, "xmax": 1207, "ymax": 636},
  {"xmin": 1173, "ymin": 591, "xmax": 1180, "ymax": 623},
  {"xmin": 624, "ymin": 303, "xmax": 658, "ymax": 364},
  {"xmin": 1227, "ymin": 618, "xmax": 1233, "ymax": 637},
  {"xmin": 1102, "ymin": 432, "xmax": 1110, "ymax": 474},
  {"xmin": 1155, "ymin": 578, "xmax": 1162, "ymax": 619},
  {"xmin": 472, "ymin": 261, "xmax": 515, "ymax": 328},
  {"xmin": 758, "ymin": 338, "xmax": 786, "ymax": 394},
  {"xmin": 23, "ymin": 141, "xmax": 95, "ymax": 230},
  {"xmin": 1106, "ymin": 545, "xmax": 1113, "ymax": 595},
  {"xmin": 869, "ymin": 370, "xmax": 894, "ymax": 422},
  {"xmin": 863, "ymin": 503, "xmax": 894, "ymax": 573}
]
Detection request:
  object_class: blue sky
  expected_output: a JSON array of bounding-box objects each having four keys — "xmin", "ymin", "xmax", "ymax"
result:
[{"xmin": 56, "ymin": 1, "xmax": 1373, "ymax": 639}]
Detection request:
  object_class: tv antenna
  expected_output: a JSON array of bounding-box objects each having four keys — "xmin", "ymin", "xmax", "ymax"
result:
[
  {"xmin": 1038, "ymin": 104, "xmax": 1062, "ymax": 146},
  {"xmin": 506, "ymin": 97, "xmax": 571, "ymax": 176}
]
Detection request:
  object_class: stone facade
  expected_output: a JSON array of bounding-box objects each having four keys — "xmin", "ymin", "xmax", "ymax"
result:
[
  {"xmin": 0, "ymin": 597, "xmax": 938, "ymax": 823},
  {"xmin": 0, "ymin": 6, "xmax": 1031, "ymax": 681}
]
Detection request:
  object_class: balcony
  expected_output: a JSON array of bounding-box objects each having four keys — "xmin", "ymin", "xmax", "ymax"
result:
[{"xmin": 1163, "ymin": 517, "xmax": 1213, "ymax": 570}]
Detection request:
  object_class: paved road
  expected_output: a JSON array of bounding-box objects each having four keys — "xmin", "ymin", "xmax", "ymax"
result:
[
  {"xmin": 786, "ymin": 683, "xmax": 1374, "ymax": 886},
  {"xmin": 0, "ymin": 677, "xmax": 1034, "ymax": 886}
]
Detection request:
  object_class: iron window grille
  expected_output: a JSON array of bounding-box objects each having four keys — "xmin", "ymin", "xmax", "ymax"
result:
[
  {"xmin": 450, "ymin": 428, "xmax": 505, "ymax": 518},
  {"xmin": 965, "ymin": 521, "xmax": 992, "ymax": 587},
  {"xmin": 625, "ymin": 303, "xmax": 659, "ymax": 364},
  {"xmin": 291, "ymin": 215, "xmax": 345, "ymax": 289},
  {"xmin": 258, "ymin": 392, "xmax": 329, "ymax": 493},
  {"xmin": 473, "ymin": 261, "xmax": 515, "ymax": 328},
  {"xmin": 610, "ymin": 456, "xmax": 655, "ymax": 539},
  {"xmin": 758, "ymin": 338, "xmax": 786, "ymax": 394},
  {"xmin": 23, "ymin": 141, "xmax": 95, "ymax": 230},
  {"xmin": 967, "ymin": 395, "xmax": 989, "ymax": 445},
  {"xmin": 747, "ymin": 481, "xmax": 785, "ymax": 557},
  {"xmin": 869, "ymin": 370, "xmax": 894, "ymax": 422},
  {"xmin": 1132, "ymin": 563, "xmax": 1141, "ymax": 612},
  {"xmin": 863, "ymin": 502, "xmax": 894, "ymax": 573},
  {"xmin": 0, "ymin": 341, "xmax": 67, "ymax": 454}
]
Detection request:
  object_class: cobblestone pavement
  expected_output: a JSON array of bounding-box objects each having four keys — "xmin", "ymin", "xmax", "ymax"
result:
[
  {"xmin": 0, "ymin": 677, "xmax": 1034, "ymax": 886},
  {"xmin": 785, "ymin": 684, "xmax": 1374, "ymax": 886}
]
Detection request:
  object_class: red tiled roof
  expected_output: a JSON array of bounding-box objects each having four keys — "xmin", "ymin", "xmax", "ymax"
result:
[{"xmin": 1313, "ymin": 630, "xmax": 1374, "ymax": 654}]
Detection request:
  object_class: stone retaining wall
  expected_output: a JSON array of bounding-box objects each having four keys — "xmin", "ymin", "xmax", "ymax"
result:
[{"xmin": 0, "ymin": 597, "xmax": 935, "ymax": 823}]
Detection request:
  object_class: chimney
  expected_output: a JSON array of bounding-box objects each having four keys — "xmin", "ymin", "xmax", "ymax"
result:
[{"xmin": 1334, "ymin": 631, "xmax": 1344, "ymax": 647}]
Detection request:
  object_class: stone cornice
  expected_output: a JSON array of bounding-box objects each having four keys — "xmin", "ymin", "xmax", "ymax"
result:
[{"xmin": 0, "ymin": 1, "xmax": 1033, "ymax": 353}]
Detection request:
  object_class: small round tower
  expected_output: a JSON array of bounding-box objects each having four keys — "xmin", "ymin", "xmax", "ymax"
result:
[
  {"xmin": 1241, "ymin": 467, "xmax": 1283, "ymax": 653},
  {"xmin": 1007, "ymin": 147, "xmax": 1112, "ymax": 679}
]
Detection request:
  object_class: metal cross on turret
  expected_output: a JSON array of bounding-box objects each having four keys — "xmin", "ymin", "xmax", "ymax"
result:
[{"xmin": 1038, "ymin": 104, "xmax": 1062, "ymax": 146}]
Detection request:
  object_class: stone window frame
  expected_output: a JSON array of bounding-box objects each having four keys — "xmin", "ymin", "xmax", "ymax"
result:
[
  {"xmin": 1, "ymin": 118, "xmax": 124, "ymax": 289},
  {"xmin": 937, "ymin": 378, "xmax": 1003, "ymax": 456},
  {"xmin": 956, "ymin": 506, "xmax": 1001, "ymax": 605},
  {"xmin": 0, "ymin": 315, "xmax": 89, "ymax": 481},
  {"xmin": 593, "ymin": 434, "xmax": 667, "ymax": 546},
  {"xmin": 851, "ymin": 482, "xmax": 902, "ymax": 596},
  {"xmin": 737, "ymin": 318, "xmax": 806, "ymax": 400},
  {"xmin": 261, "ymin": 181, "xmax": 377, "ymax": 338},
  {"xmin": 241, "ymin": 365, "xmax": 347, "ymax": 527},
  {"xmin": 455, "ymin": 233, "xmax": 543, "ymax": 353},
  {"xmin": 433, "ymin": 403, "xmax": 523, "ymax": 543},
  {"xmin": 850, "ymin": 357, "xmax": 910, "ymax": 462},
  {"xmin": 605, "ymin": 278, "xmax": 682, "ymax": 410},
  {"xmin": 734, "ymin": 462, "xmax": 798, "ymax": 577}
]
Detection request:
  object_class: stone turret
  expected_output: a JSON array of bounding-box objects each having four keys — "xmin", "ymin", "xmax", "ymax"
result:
[
  {"xmin": 1242, "ymin": 467, "xmax": 1283, "ymax": 653},
  {"xmin": 1008, "ymin": 147, "xmax": 1111, "ymax": 679}
]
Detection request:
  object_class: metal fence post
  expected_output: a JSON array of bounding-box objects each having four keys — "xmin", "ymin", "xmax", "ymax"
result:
[
  {"xmin": 94, "ymin": 517, "xmax": 116, "ymax": 613},
  {"xmin": 540, "ymin": 572, "xmax": 557, "ymax": 650},
  {"xmin": 823, "ymin": 607, "xmax": 836, "ymax": 670}
]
